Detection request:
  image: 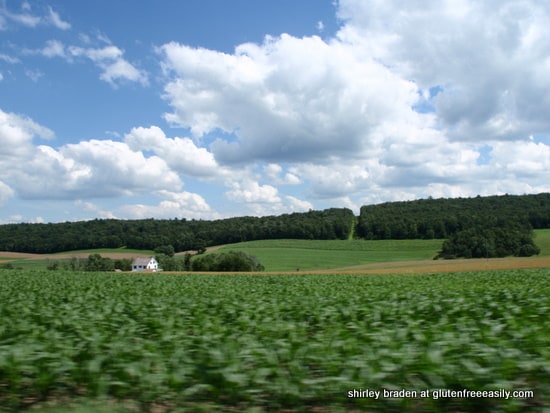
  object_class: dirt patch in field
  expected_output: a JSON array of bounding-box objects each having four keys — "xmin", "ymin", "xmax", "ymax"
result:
[
  {"xmin": 320, "ymin": 256, "xmax": 550, "ymax": 274},
  {"xmin": 2, "ymin": 250, "xmax": 549, "ymax": 274},
  {"xmin": 0, "ymin": 252, "xmax": 42, "ymax": 259},
  {"xmin": 0, "ymin": 246, "xmax": 224, "ymax": 262},
  {"xmin": 0, "ymin": 251, "xmax": 144, "ymax": 261}
]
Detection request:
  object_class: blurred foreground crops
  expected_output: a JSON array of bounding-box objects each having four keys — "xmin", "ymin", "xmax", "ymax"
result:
[{"xmin": 0, "ymin": 269, "xmax": 548, "ymax": 412}]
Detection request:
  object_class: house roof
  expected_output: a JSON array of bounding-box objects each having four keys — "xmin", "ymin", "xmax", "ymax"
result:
[{"xmin": 132, "ymin": 257, "xmax": 155, "ymax": 266}]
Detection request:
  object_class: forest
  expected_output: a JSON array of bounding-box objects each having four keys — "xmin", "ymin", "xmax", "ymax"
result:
[
  {"xmin": 0, "ymin": 193, "xmax": 549, "ymax": 258},
  {"xmin": 356, "ymin": 193, "xmax": 550, "ymax": 258},
  {"xmin": 0, "ymin": 208, "xmax": 355, "ymax": 254}
]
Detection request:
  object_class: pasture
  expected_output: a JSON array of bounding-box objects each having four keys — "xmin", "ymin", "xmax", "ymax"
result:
[
  {"xmin": 1, "ymin": 229, "xmax": 549, "ymax": 273},
  {"xmin": 0, "ymin": 268, "xmax": 548, "ymax": 412},
  {"xmin": 214, "ymin": 238, "xmax": 443, "ymax": 271}
]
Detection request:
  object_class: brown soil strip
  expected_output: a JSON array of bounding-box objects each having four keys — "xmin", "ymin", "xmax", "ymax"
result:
[{"xmin": 2, "ymin": 251, "xmax": 549, "ymax": 274}]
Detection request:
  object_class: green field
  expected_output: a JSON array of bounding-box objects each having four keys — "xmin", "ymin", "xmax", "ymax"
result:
[
  {"xmin": 215, "ymin": 238, "xmax": 444, "ymax": 271},
  {"xmin": 214, "ymin": 229, "xmax": 550, "ymax": 272},
  {"xmin": 0, "ymin": 269, "xmax": 548, "ymax": 412},
  {"xmin": 534, "ymin": 228, "xmax": 550, "ymax": 256},
  {"xmin": 2, "ymin": 229, "xmax": 549, "ymax": 272}
]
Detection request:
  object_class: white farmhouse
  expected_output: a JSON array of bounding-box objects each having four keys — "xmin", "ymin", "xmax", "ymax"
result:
[{"xmin": 131, "ymin": 257, "xmax": 159, "ymax": 272}]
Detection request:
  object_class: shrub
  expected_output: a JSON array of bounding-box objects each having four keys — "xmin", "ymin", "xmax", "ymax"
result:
[{"xmin": 192, "ymin": 251, "xmax": 264, "ymax": 272}]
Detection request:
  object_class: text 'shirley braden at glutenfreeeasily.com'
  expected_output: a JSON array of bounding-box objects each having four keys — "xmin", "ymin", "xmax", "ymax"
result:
[{"xmin": 347, "ymin": 388, "xmax": 535, "ymax": 400}]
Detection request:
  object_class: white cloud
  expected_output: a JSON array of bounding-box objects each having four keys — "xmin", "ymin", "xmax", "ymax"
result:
[
  {"xmin": 263, "ymin": 163, "xmax": 301, "ymax": 185},
  {"xmin": 0, "ymin": 109, "xmax": 183, "ymax": 200},
  {"xmin": 225, "ymin": 180, "xmax": 281, "ymax": 204},
  {"xmin": 285, "ymin": 195, "xmax": 313, "ymax": 211},
  {"xmin": 0, "ymin": 3, "xmax": 69, "ymax": 30},
  {"xmin": 67, "ymin": 44, "xmax": 148, "ymax": 86},
  {"xmin": 29, "ymin": 41, "xmax": 148, "ymax": 86},
  {"xmin": 0, "ymin": 180, "xmax": 14, "ymax": 205},
  {"xmin": 4, "ymin": 1, "xmax": 550, "ymax": 222},
  {"xmin": 52, "ymin": 139, "xmax": 181, "ymax": 197},
  {"xmin": 0, "ymin": 53, "xmax": 19, "ymax": 64},
  {"xmin": 292, "ymin": 162, "xmax": 371, "ymax": 199},
  {"xmin": 25, "ymin": 68, "xmax": 43, "ymax": 82},
  {"xmin": 160, "ymin": 35, "xmax": 420, "ymax": 164},
  {"xmin": 337, "ymin": 0, "xmax": 550, "ymax": 143},
  {"xmin": 125, "ymin": 126, "xmax": 221, "ymax": 177},
  {"xmin": 154, "ymin": 1, "xmax": 550, "ymax": 213},
  {"xmin": 47, "ymin": 6, "xmax": 70, "ymax": 30},
  {"xmin": 223, "ymin": 179, "xmax": 315, "ymax": 216},
  {"xmin": 99, "ymin": 58, "xmax": 146, "ymax": 85},
  {"xmin": 0, "ymin": 214, "xmax": 44, "ymax": 225},
  {"xmin": 490, "ymin": 140, "xmax": 550, "ymax": 178},
  {"xmin": 6, "ymin": 11, "xmax": 40, "ymax": 27},
  {"xmin": 40, "ymin": 39, "xmax": 66, "ymax": 58},
  {"xmin": 74, "ymin": 200, "xmax": 116, "ymax": 219},
  {"xmin": 0, "ymin": 109, "xmax": 54, "ymax": 159},
  {"xmin": 118, "ymin": 190, "xmax": 217, "ymax": 220}
]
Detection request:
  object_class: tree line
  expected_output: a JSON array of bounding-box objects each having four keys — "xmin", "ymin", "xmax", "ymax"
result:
[
  {"xmin": 0, "ymin": 208, "xmax": 355, "ymax": 254},
  {"xmin": 356, "ymin": 193, "xmax": 550, "ymax": 240},
  {"xmin": 1, "ymin": 194, "xmax": 549, "ymax": 259},
  {"xmin": 356, "ymin": 193, "xmax": 550, "ymax": 258}
]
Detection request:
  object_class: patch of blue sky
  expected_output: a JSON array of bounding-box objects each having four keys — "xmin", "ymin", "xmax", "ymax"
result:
[
  {"xmin": 412, "ymin": 85, "xmax": 444, "ymax": 114},
  {"xmin": 476, "ymin": 145, "xmax": 492, "ymax": 165},
  {"xmin": 531, "ymin": 134, "xmax": 550, "ymax": 145}
]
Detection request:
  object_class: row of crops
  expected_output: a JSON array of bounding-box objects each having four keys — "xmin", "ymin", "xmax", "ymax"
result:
[{"xmin": 0, "ymin": 269, "xmax": 549, "ymax": 412}]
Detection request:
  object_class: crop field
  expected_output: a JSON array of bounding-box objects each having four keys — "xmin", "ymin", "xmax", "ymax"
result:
[
  {"xmin": 215, "ymin": 238, "xmax": 444, "ymax": 271},
  {"xmin": 1, "ymin": 229, "xmax": 549, "ymax": 273},
  {"xmin": 0, "ymin": 269, "xmax": 548, "ymax": 412},
  {"xmin": 534, "ymin": 229, "xmax": 550, "ymax": 256}
]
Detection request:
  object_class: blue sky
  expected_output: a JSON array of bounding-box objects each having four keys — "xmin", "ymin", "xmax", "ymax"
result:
[{"xmin": 1, "ymin": 0, "xmax": 550, "ymax": 223}]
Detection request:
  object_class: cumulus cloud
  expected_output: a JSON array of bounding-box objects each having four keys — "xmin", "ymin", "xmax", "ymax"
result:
[
  {"xmin": 1, "ymin": 109, "xmax": 182, "ymax": 200},
  {"xmin": 155, "ymin": 0, "xmax": 550, "ymax": 211},
  {"xmin": 74, "ymin": 200, "xmax": 116, "ymax": 219},
  {"xmin": 124, "ymin": 126, "xmax": 220, "ymax": 177},
  {"xmin": 337, "ymin": 0, "xmax": 550, "ymax": 143},
  {"xmin": 159, "ymin": 34, "xmax": 420, "ymax": 164},
  {"xmin": 3, "ymin": 1, "xmax": 550, "ymax": 222},
  {"xmin": 490, "ymin": 140, "xmax": 550, "ymax": 178},
  {"xmin": 0, "ymin": 109, "xmax": 53, "ymax": 158},
  {"xmin": 311, "ymin": 164, "xmax": 367, "ymax": 198},
  {"xmin": 225, "ymin": 180, "xmax": 281, "ymax": 204},
  {"xmin": 263, "ymin": 163, "xmax": 301, "ymax": 185},
  {"xmin": 118, "ymin": 190, "xmax": 217, "ymax": 220},
  {"xmin": 223, "ymin": 178, "xmax": 315, "ymax": 216},
  {"xmin": 285, "ymin": 195, "xmax": 313, "ymax": 211}
]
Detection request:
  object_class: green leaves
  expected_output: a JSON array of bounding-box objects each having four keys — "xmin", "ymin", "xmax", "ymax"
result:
[{"xmin": 0, "ymin": 269, "xmax": 548, "ymax": 412}]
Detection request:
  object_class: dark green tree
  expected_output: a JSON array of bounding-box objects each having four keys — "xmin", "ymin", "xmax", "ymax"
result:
[{"xmin": 154, "ymin": 244, "xmax": 175, "ymax": 257}]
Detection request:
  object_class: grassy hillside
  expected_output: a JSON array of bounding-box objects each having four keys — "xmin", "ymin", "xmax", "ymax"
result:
[
  {"xmin": 3, "ymin": 230, "xmax": 548, "ymax": 272},
  {"xmin": 215, "ymin": 238, "xmax": 444, "ymax": 271}
]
